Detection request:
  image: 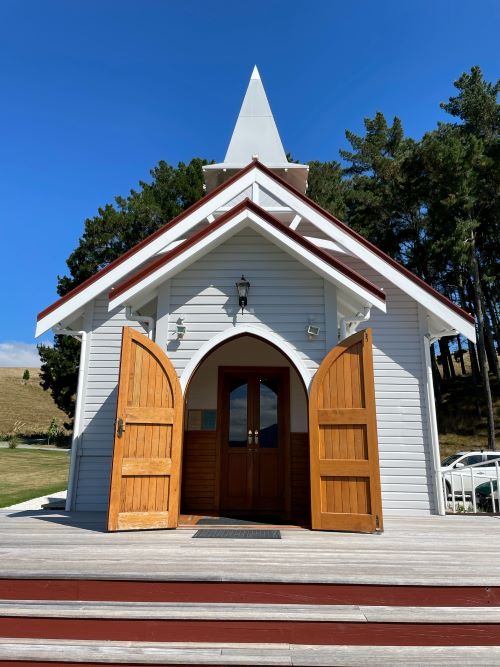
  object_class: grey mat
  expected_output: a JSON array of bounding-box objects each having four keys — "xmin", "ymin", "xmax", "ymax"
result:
[{"xmin": 193, "ymin": 529, "xmax": 281, "ymax": 539}]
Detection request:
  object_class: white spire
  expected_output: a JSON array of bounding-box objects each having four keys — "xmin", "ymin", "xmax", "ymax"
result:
[{"xmin": 224, "ymin": 66, "xmax": 288, "ymax": 164}]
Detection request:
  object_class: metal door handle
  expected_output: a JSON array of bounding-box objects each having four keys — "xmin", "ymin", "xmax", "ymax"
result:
[
  {"xmin": 254, "ymin": 430, "xmax": 259, "ymax": 445},
  {"xmin": 248, "ymin": 430, "xmax": 253, "ymax": 445},
  {"xmin": 117, "ymin": 418, "xmax": 125, "ymax": 438}
]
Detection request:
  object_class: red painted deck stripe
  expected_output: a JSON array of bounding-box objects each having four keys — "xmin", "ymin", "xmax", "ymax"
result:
[
  {"xmin": 0, "ymin": 579, "xmax": 499, "ymax": 606},
  {"xmin": 0, "ymin": 618, "xmax": 500, "ymax": 646}
]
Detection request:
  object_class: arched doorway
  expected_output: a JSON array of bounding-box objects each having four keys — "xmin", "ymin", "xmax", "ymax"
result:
[{"xmin": 182, "ymin": 334, "xmax": 309, "ymax": 522}]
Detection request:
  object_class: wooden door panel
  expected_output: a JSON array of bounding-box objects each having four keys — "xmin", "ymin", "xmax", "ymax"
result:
[
  {"xmin": 309, "ymin": 329, "xmax": 383, "ymax": 533},
  {"xmin": 107, "ymin": 327, "xmax": 183, "ymax": 531},
  {"xmin": 219, "ymin": 367, "xmax": 289, "ymax": 515}
]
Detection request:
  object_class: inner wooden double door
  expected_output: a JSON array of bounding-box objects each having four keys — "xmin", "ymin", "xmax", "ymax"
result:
[{"xmin": 218, "ymin": 367, "xmax": 290, "ymax": 516}]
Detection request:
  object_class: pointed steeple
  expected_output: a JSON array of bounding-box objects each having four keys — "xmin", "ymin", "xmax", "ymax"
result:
[
  {"xmin": 203, "ymin": 67, "xmax": 308, "ymax": 193},
  {"xmin": 224, "ymin": 66, "xmax": 288, "ymax": 164}
]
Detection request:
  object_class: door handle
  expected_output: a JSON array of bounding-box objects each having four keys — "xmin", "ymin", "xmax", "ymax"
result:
[
  {"xmin": 248, "ymin": 430, "xmax": 253, "ymax": 445},
  {"xmin": 254, "ymin": 430, "xmax": 259, "ymax": 445},
  {"xmin": 117, "ymin": 418, "xmax": 125, "ymax": 438}
]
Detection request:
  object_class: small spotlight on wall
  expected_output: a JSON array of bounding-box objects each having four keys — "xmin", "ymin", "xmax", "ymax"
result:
[
  {"xmin": 306, "ymin": 317, "xmax": 320, "ymax": 340},
  {"xmin": 176, "ymin": 318, "xmax": 186, "ymax": 339},
  {"xmin": 236, "ymin": 275, "xmax": 250, "ymax": 314}
]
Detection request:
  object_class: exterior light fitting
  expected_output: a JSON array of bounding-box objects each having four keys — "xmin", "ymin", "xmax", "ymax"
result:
[
  {"xmin": 307, "ymin": 316, "xmax": 320, "ymax": 340},
  {"xmin": 176, "ymin": 318, "xmax": 186, "ymax": 339},
  {"xmin": 236, "ymin": 275, "xmax": 250, "ymax": 314}
]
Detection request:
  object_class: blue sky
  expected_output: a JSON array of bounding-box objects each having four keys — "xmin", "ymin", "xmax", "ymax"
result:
[{"xmin": 0, "ymin": 1, "xmax": 498, "ymax": 365}]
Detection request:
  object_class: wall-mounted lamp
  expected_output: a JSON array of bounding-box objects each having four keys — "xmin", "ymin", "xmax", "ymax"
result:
[
  {"xmin": 306, "ymin": 316, "xmax": 320, "ymax": 340},
  {"xmin": 176, "ymin": 318, "xmax": 186, "ymax": 339},
  {"xmin": 236, "ymin": 275, "xmax": 250, "ymax": 314}
]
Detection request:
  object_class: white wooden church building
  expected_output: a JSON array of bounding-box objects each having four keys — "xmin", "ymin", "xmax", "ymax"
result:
[{"xmin": 36, "ymin": 67, "xmax": 475, "ymax": 532}]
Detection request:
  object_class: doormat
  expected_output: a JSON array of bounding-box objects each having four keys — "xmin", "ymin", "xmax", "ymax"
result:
[{"xmin": 193, "ymin": 529, "xmax": 281, "ymax": 539}]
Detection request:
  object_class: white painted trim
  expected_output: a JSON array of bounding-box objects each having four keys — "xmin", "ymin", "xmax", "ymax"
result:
[
  {"xmin": 324, "ymin": 281, "xmax": 338, "ymax": 351},
  {"xmin": 289, "ymin": 214, "xmax": 301, "ymax": 230},
  {"xmin": 251, "ymin": 182, "xmax": 259, "ymax": 204},
  {"xmin": 180, "ymin": 325, "xmax": 312, "ymax": 394},
  {"xmin": 155, "ymin": 280, "xmax": 171, "ymax": 348},
  {"xmin": 304, "ymin": 236, "xmax": 348, "ymax": 255},
  {"xmin": 419, "ymin": 305, "xmax": 445, "ymax": 515},
  {"xmin": 64, "ymin": 300, "xmax": 94, "ymax": 511},
  {"xmin": 37, "ymin": 163, "xmax": 475, "ymax": 342},
  {"xmin": 109, "ymin": 209, "xmax": 386, "ymax": 313},
  {"xmin": 254, "ymin": 169, "xmax": 476, "ymax": 341},
  {"xmin": 35, "ymin": 169, "xmax": 259, "ymax": 337}
]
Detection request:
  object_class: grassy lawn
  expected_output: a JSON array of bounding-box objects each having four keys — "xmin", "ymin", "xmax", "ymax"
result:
[{"xmin": 0, "ymin": 449, "xmax": 69, "ymax": 508}]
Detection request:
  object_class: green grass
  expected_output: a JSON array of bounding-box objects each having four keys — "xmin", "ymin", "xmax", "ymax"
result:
[{"xmin": 0, "ymin": 449, "xmax": 69, "ymax": 508}]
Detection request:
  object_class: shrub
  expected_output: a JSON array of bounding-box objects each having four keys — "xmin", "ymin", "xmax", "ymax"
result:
[
  {"xmin": 22, "ymin": 369, "xmax": 30, "ymax": 382},
  {"xmin": 6, "ymin": 420, "xmax": 25, "ymax": 449},
  {"xmin": 47, "ymin": 417, "xmax": 59, "ymax": 446}
]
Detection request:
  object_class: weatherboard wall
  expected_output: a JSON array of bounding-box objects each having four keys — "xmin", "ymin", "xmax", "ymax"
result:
[
  {"xmin": 339, "ymin": 253, "xmax": 435, "ymax": 515},
  {"xmin": 72, "ymin": 228, "xmax": 435, "ymax": 516}
]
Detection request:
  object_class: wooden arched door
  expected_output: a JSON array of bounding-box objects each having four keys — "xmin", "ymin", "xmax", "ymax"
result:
[
  {"xmin": 107, "ymin": 327, "xmax": 183, "ymax": 531},
  {"xmin": 309, "ymin": 328, "xmax": 383, "ymax": 533}
]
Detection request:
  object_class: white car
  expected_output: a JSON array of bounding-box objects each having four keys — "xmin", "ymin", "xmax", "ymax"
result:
[{"xmin": 441, "ymin": 451, "xmax": 500, "ymax": 497}]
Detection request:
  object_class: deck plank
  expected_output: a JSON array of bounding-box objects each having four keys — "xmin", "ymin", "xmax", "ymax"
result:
[
  {"xmin": 1, "ymin": 600, "xmax": 500, "ymax": 622},
  {"xmin": 0, "ymin": 639, "xmax": 499, "ymax": 665},
  {"xmin": 1, "ymin": 511, "xmax": 500, "ymax": 585}
]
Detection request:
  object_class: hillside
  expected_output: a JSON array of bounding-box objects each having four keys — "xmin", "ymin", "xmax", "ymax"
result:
[{"xmin": 0, "ymin": 367, "xmax": 69, "ymax": 437}]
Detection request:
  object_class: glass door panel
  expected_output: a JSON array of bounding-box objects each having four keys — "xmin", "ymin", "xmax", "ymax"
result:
[
  {"xmin": 228, "ymin": 379, "xmax": 248, "ymax": 448},
  {"xmin": 258, "ymin": 378, "xmax": 279, "ymax": 448}
]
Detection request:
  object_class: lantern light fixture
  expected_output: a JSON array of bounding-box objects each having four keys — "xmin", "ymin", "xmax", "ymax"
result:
[{"xmin": 236, "ymin": 275, "xmax": 250, "ymax": 314}]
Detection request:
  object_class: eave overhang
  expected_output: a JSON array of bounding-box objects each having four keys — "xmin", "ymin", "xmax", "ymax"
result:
[
  {"xmin": 108, "ymin": 199, "xmax": 386, "ymax": 313},
  {"xmin": 36, "ymin": 159, "xmax": 475, "ymax": 341}
]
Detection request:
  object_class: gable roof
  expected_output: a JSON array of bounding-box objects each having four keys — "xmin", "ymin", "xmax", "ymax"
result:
[
  {"xmin": 36, "ymin": 159, "xmax": 475, "ymax": 340},
  {"xmin": 108, "ymin": 198, "xmax": 386, "ymax": 311}
]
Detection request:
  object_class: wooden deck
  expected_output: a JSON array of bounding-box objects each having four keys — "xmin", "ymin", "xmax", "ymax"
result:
[{"xmin": 1, "ymin": 509, "xmax": 500, "ymax": 585}]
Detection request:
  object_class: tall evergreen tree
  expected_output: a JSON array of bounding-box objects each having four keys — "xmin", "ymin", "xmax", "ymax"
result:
[{"xmin": 38, "ymin": 158, "xmax": 209, "ymax": 423}]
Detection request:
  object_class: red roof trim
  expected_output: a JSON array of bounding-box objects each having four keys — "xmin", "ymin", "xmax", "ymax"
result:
[
  {"xmin": 253, "ymin": 161, "xmax": 475, "ymax": 326},
  {"xmin": 109, "ymin": 199, "xmax": 386, "ymax": 304},
  {"xmin": 36, "ymin": 162, "xmax": 257, "ymax": 322}
]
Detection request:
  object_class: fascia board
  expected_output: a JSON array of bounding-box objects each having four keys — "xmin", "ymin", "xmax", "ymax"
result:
[
  {"xmin": 255, "ymin": 169, "xmax": 475, "ymax": 340},
  {"xmin": 35, "ymin": 168, "xmax": 259, "ymax": 337},
  {"xmin": 244, "ymin": 212, "xmax": 386, "ymax": 312},
  {"xmin": 108, "ymin": 211, "xmax": 251, "ymax": 310}
]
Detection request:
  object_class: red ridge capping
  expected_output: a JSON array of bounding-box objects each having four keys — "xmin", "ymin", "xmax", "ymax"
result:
[
  {"xmin": 253, "ymin": 161, "xmax": 475, "ymax": 326},
  {"xmin": 36, "ymin": 162, "xmax": 257, "ymax": 322},
  {"xmin": 109, "ymin": 198, "xmax": 385, "ymax": 303}
]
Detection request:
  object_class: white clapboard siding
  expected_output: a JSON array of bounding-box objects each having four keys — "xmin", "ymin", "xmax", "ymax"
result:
[
  {"xmin": 163, "ymin": 228, "xmax": 326, "ymax": 375},
  {"xmin": 73, "ymin": 299, "xmax": 143, "ymax": 510},
  {"xmin": 73, "ymin": 227, "xmax": 436, "ymax": 517},
  {"xmin": 337, "ymin": 254, "xmax": 435, "ymax": 515}
]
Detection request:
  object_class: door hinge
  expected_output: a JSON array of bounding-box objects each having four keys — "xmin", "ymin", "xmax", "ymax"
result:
[{"xmin": 375, "ymin": 514, "xmax": 381, "ymax": 532}]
